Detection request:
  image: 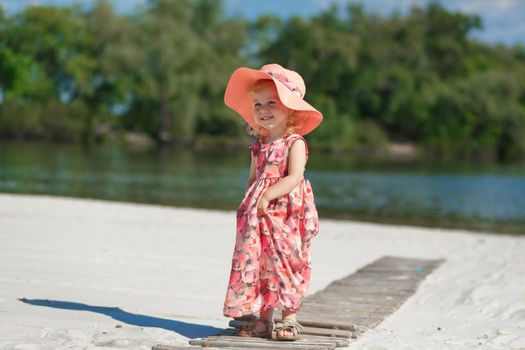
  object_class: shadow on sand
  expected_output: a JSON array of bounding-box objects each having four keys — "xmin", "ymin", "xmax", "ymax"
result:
[{"xmin": 19, "ymin": 298, "xmax": 223, "ymax": 338}]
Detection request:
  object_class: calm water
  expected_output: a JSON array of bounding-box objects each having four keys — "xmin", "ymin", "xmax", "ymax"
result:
[{"xmin": 1, "ymin": 142, "xmax": 524, "ymax": 234}]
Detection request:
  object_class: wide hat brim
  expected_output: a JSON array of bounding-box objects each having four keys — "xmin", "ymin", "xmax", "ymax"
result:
[{"xmin": 224, "ymin": 67, "xmax": 323, "ymax": 136}]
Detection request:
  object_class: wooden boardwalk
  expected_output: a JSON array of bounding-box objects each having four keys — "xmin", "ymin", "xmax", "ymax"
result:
[{"xmin": 153, "ymin": 256, "xmax": 443, "ymax": 350}]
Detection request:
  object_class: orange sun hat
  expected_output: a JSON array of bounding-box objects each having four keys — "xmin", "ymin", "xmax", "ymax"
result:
[{"xmin": 224, "ymin": 63, "xmax": 323, "ymax": 136}]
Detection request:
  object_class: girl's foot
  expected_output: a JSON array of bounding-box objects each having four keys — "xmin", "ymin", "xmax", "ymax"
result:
[
  {"xmin": 235, "ymin": 314, "xmax": 257, "ymax": 336},
  {"xmin": 235, "ymin": 314, "xmax": 258, "ymax": 336},
  {"xmin": 275, "ymin": 317, "xmax": 303, "ymax": 341}
]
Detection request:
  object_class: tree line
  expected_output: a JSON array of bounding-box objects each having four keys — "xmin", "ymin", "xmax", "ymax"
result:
[{"xmin": 1, "ymin": 0, "xmax": 524, "ymax": 161}]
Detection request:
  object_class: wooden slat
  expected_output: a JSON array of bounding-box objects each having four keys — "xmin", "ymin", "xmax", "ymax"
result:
[
  {"xmin": 213, "ymin": 328, "xmax": 350, "ymax": 347},
  {"xmin": 189, "ymin": 338, "xmax": 334, "ymax": 350},
  {"xmin": 207, "ymin": 335, "xmax": 342, "ymax": 347},
  {"xmin": 292, "ymin": 320, "xmax": 354, "ymax": 331},
  {"xmin": 156, "ymin": 348, "xmax": 280, "ymax": 350}
]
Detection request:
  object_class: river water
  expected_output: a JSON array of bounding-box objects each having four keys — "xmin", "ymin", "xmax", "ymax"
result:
[{"xmin": 1, "ymin": 142, "xmax": 524, "ymax": 234}]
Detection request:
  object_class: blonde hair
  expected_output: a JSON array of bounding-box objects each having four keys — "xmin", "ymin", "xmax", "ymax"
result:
[{"xmin": 247, "ymin": 80, "xmax": 304, "ymax": 138}]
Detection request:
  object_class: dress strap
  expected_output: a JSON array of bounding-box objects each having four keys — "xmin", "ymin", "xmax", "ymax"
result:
[
  {"xmin": 285, "ymin": 134, "xmax": 309, "ymax": 160},
  {"xmin": 249, "ymin": 140, "xmax": 261, "ymax": 156}
]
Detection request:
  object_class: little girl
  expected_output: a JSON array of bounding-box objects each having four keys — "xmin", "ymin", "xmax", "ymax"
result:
[{"xmin": 222, "ymin": 63, "xmax": 323, "ymax": 341}]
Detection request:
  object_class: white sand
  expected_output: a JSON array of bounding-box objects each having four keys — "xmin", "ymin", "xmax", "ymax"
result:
[{"xmin": 0, "ymin": 193, "xmax": 524, "ymax": 350}]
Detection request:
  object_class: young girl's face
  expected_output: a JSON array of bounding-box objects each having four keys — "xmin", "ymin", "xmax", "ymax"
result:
[{"xmin": 252, "ymin": 83, "xmax": 290, "ymax": 135}]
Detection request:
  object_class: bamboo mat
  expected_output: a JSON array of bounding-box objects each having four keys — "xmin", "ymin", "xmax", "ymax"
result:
[{"xmin": 153, "ymin": 256, "xmax": 443, "ymax": 350}]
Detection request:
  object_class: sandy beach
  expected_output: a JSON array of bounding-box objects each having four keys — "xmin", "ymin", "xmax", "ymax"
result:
[{"xmin": 0, "ymin": 193, "xmax": 524, "ymax": 349}]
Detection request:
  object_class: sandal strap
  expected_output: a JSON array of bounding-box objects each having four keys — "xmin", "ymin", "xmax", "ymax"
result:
[{"xmin": 275, "ymin": 318, "xmax": 303, "ymax": 335}]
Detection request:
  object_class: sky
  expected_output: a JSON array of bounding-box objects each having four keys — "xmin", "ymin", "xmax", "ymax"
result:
[{"xmin": 1, "ymin": 0, "xmax": 524, "ymax": 46}]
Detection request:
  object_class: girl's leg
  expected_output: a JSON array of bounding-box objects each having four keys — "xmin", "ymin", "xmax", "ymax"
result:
[
  {"xmin": 252, "ymin": 308, "xmax": 274, "ymax": 333},
  {"xmin": 282, "ymin": 309, "xmax": 297, "ymax": 320},
  {"xmin": 260, "ymin": 308, "xmax": 275, "ymax": 321}
]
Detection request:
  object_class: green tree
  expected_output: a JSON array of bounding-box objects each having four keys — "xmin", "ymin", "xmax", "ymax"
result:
[
  {"xmin": 0, "ymin": 5, "xmax": 88, "ymax": 141},
  {"xmin": 78, "ymin": 0, "xmax": 138, "ymax": 143},
  {"xmin": 124, "ymin": 0, "xmax": 200, "ymax": 142}
]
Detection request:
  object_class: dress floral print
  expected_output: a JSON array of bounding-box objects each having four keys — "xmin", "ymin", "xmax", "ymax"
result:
[{"xmin": 223, "ymin": 133, "xmax": 319, "ymax": 317}]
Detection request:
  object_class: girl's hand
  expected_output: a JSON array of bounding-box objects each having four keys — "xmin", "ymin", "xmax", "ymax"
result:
[{"xmin": 257, "ymin": 195, "xmax": 270, "ymax": 215}]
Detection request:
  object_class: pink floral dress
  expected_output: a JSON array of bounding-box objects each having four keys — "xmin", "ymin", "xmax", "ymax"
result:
[{"xmin": 223, "ymin": 133, "xmax": 319, "ymax": 317}]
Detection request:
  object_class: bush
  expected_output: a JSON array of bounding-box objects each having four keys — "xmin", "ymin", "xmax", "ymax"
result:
[{"xmin": 0, "ymin": 100, "xmax": 83, "ymax": 142}]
